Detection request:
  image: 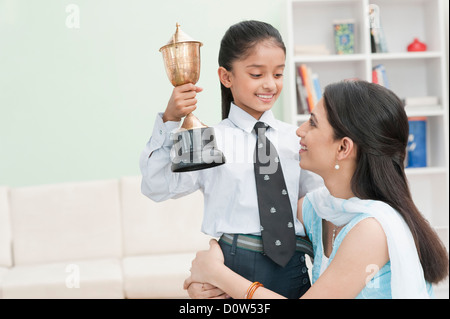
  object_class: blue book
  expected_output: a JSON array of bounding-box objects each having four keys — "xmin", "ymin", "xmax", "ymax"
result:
[
  {"xmin": 407, "ymin": 117, "xmax": 427, "ymax": 168},
  {"xmin": 312, "ymin": 74, "xmax": 322, "ymax": 101}
]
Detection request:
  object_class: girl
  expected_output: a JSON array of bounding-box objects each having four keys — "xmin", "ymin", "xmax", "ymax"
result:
[
  {"xmin": 184, "ymin": 80, "xmax": 449, "ymax": 299},
  {"xmin": 140, "ymin": 20, "xmax": 323, "ymax": 298}
]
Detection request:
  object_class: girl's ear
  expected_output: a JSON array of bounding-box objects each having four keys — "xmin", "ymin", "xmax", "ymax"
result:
[
  {"xmin": 336, "ymin": 137, "xmax": 355, "ymax": 161},
  {"xmin": 218, "ymin": 67, "xmax": 232, "ymax": 88}
]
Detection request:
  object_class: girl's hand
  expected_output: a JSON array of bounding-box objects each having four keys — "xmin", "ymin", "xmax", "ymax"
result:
[
  {"xmin": 185, "ymin": 239, "xmax": 225, "ymax": 285},
  {"xmin": 163, "ymin": 83, "xmax": 203, "ymax": 122},
  {"xmin": 183, "ymin": 282, "xmax": 230, "ymax": 299}
]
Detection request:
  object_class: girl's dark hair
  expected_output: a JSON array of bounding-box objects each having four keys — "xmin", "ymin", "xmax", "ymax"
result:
[
  {"xmin": 322, "ymin": 80, "xmax": 449, "ymax": 284},
  {"xmin": 218, "ymin": 20, "xmax": 286, "ymax": 119}
]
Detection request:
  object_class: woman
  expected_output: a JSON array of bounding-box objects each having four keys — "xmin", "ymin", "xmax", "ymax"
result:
[{"xmin": 184, "ymin": 80, "xmax": 449, "ymax": 298}]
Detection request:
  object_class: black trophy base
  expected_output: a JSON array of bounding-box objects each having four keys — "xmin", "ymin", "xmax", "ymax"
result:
[
  {"xmin": 171, "ymin": 127, "xmax": 226, "ymax": 172},
  {"xmin": 171, "ymin": 149, "xmax": 226, "ymax": 172}
]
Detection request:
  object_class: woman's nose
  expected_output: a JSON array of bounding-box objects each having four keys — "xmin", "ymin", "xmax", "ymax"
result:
[{"xmin": 296, "ymin": 123, "xmax": 307, "ymax": 137}]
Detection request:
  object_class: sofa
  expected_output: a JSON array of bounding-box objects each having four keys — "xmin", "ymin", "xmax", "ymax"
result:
[
  {"xmin": 1, "ymin": 177, "xmax": 448, "ymax": 299},
  {"xmin": 0, "ymin": 176, "xmax": 211, "ymax": 299}
]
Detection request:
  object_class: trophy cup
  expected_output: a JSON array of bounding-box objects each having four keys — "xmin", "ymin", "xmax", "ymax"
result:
[{"xmin": 160, "ymin": 23, "xmax": 225, "ymax": 172}]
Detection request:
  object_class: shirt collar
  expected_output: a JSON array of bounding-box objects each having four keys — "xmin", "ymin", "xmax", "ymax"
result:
[{"xmin": 227, "ymin": 102, "xmax": 279, "ymax": 133}]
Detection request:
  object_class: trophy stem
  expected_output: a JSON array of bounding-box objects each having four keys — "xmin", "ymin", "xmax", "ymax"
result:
[{"xmin": 180, "ymin": 112, "xmax": 207, "ymax": 130}]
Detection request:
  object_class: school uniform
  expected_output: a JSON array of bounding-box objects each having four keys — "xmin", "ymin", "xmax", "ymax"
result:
[{"xmin": 140, "ymin": 103, "xmax": 323, "ymax": 298}]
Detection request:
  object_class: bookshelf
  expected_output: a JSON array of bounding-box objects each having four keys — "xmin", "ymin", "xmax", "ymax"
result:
[{"xmin": 283, "ymin": 0, "xmax": 449, "ymax": 296}]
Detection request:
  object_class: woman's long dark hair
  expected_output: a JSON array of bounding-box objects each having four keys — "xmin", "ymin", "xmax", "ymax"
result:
[
  {"xmin": 322, "ymin": 80, "xmax": 448, "ymax": 284},
  {"xmin": 218, "ymin": 20, "xmax": 286, "ymax": 119}
]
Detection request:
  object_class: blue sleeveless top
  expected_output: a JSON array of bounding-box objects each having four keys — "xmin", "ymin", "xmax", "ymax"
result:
[{"xmin": 302, "ymin": 197, "xmax": 434, "ymax": 299}]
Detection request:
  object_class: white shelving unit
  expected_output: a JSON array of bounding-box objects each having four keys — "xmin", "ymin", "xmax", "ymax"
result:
[{"xmin": 283, "ymin": 0, "xmax": 449, "ymax": 297}]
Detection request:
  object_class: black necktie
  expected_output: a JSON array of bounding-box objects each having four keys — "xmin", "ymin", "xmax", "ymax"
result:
[{"xmin": 253, "ymin": 121, "xmax": 296, "ymax": 267}]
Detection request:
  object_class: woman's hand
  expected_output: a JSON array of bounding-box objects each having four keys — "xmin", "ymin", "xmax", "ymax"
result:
[
  {"xmin": 183, "ymin": 282, "xmax": 230, "ymax": 299},
  {"xmin": 185, "ymin": 239, "xmax": 284, "ymax": 299},
  {"xmin": 163, "ymin": 83, "xmax": 203, "ymax": 122},
  {"xmin": 185, "ymin": 239, "xmax": 225, "ymax": 286}
]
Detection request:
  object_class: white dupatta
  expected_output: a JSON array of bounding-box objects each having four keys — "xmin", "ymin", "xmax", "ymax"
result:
[{"xmin": 306, "ymin": 186, "xmax": 430, "ymax": 299}]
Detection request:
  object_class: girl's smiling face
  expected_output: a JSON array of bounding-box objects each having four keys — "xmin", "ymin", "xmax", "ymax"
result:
[{"xmin": 219, "ymin": 40, "xmax": 285, "ymax": 120}]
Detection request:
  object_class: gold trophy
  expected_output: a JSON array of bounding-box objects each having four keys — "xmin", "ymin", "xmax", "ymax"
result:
[{"xmin": 160, "ymin": 23, "xmax": 225, "ymax": 172}]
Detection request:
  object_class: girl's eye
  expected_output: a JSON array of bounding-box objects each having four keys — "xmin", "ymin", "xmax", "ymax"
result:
[
  {"xmin": 275, "ymin": 73, "xmax": 284, "ymax": 78},
  {"xmin": 250, "ymin": 74, "xmax": 262, "ymax": 78},
  {"xmin": 309, "ymin": 118, "xmax": 316, "ymax": 127}
]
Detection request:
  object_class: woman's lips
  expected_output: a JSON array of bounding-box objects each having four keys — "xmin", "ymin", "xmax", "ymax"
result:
[{"xmin": 299, "ymin": 143, "xmax": 308, "ymax": 154}]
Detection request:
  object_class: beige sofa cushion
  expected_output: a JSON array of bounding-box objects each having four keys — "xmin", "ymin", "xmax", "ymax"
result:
[
  {"xmin": 0, "ymin": 267, "xmax": 9, "ymax": 298},
  {"xmin": 0, "ymin": 187, "xmax": 12, "ymax": 268},
  {"xmin": 120, "ymin": 176, "xmax": 210, "ymax": 256},
  {"xmin": 122, "ymin": 253, "xmax": 194, "ymax": 298},
  {"xmin": 2, "ymin": 258, "xmax": 123, "ymax": 299},
  {"xmin": 9, "ymin": 180, "xmax": 122, "ymax": 266}
]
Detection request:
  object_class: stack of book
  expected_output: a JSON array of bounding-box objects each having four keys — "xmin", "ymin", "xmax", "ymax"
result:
[
  {"xmin": 403, "ymin": 96, "xmax": 439, "ymax": 108},
  {"xmin": 296, "ymin": 64, "xmax": 322, "ymax": 114},
  {"xmin": 372, "ymin": 64, "xmax": 389, "ymax": 88},
  {"xmin": 369, "ymin": 4, "xmax": 388, "ymax": 53}
]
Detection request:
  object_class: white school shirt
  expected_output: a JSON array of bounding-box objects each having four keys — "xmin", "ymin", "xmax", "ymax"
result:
[{"xmin": 139, "ymin": 103, "xmax": 323, "ymax": 238}]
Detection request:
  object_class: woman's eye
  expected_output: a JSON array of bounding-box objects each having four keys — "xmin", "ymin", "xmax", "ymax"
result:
[{"xmin": 309, "ymin": 118, "xmax": 316, "ymax": 127}]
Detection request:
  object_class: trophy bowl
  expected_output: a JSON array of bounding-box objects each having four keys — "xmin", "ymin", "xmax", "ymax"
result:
[
  {"xmin": 160, "ymin": 42, "xmax": 201, "ymax": 87},
  {"xmin": 159, "ymin": 24, "xmax": 225, "ymax": 172}
]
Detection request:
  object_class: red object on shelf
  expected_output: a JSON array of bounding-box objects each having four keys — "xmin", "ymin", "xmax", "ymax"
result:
[{"xmin": 407, "ymin": 38, "xmax": 427, "ymax": 52}]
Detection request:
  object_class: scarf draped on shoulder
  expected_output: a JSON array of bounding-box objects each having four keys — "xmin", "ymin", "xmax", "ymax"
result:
[{"xmin": 305, "ymin": 186, "xmax": 430, "ymax": 299}]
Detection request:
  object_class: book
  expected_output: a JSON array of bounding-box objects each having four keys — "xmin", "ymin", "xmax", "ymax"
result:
[
  {"xmin": 372, "ymin": 64, "xmax": 389, "ymax": 88},
  {"xmin": 298, "ymin": 64, "xmax": 315, "ymax": 112},
  {"xmin": 403, "ymin": 96, "xmax": 440, "ymax": 107},
  {"xmin": 406, "ymin": 117, "xmax": 427, "ymax": 168},
  {"xmin": 295, "ymin": 64, "xmax": 323, "ymax": 114},
  {"xmin": 296, "ymin": 69, "xmax": 308, "ymax": 114},
  {"xmin": 369, "ymin": 4, "xmax": 388, "ymax": 53},
  {"xmin": 333, "ymin": 19, "xmax": 355, "ymax": 55},
  {"xmin": 372, "ymin": 68, "xmax": 378, "ymax": 84},
  {"xmin": 307, "ymin": 66, "xmax": 318, "ymax": 106},
  {"xmin": 311, "ymin": 73, "xmax": 322, "ymax": 103}
]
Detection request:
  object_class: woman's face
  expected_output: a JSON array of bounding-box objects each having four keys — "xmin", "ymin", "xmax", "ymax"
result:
[
  {"xmin": 296, "ymin": 98, "xmax": 342, "ymax": 177},
  {"xmin": 223, "ymin": 40, "xmax": 285, "ymax": 120}
]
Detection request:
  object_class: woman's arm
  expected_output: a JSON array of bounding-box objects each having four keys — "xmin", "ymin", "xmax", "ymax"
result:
[
  {"xmin": 184, "ymin": 240, "xmax": 285, "ymax": 299},
  {"xmin": 301, "ymin": 217, "xmax": 389, "ymax": 298},
  {"xmin": 297, "ymin": 196, "xmax": 305, "ymax": 224},
  {"xmin": 186, "ymin": 218, "xmax": 389, "ymax": 299}
]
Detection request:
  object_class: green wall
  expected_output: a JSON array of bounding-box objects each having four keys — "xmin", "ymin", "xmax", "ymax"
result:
[{"xmin": 0, "ymin": 0, "xmax": 286, "ymax": 187}]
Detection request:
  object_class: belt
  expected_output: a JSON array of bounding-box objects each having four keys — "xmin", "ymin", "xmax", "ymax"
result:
[{"xmin": 219, "ymin": 233, "xmax": 313, "ymax": 259}]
